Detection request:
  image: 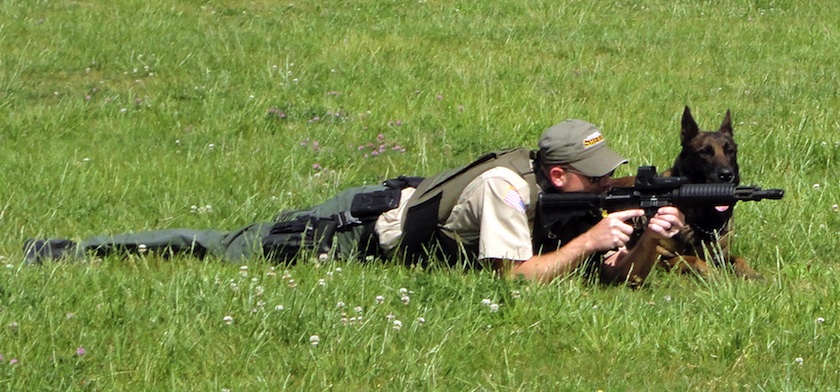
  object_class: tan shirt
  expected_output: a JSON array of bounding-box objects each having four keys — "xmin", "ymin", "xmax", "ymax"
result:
[{"xmin": 375, "ymin": 166, "xmax": 536, "ymax": 261}]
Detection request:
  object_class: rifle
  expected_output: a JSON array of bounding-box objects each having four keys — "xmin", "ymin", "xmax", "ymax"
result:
[{"xmin": 538, "ymin": 166, "xmax": 784, "ymax": 229}]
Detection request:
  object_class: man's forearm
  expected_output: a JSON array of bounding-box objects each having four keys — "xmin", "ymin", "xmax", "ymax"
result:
[{"xmin": 503, "ymin": 235, "xmax": 595, "ymax": 283}]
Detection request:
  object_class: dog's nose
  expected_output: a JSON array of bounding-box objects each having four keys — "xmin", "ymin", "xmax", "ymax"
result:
[{"xmin": 718, "ymin": 168, "xmax": 734, "ymax": 182}]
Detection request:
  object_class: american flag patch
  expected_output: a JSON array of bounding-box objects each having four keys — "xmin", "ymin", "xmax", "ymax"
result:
[{"xmin": 502, "ymin": 186, "xmax": 526, "ymax": 213}]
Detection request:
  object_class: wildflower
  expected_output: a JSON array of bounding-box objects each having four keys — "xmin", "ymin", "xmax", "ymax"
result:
[
  {"xmin": 66, "ymin": 312, "xmax": 76, "ymax": 319},
  {"xmin": 255, "ymin": 286, "xmax": 264, "ymax": 296},
  {"xmin": 393, "ymin": 320, "xmax": 403, "ymax": 330},
  {"xmin": 275, "ymin": 305, "xmax": 285, "ymax": 311},
  {"xmin": 399, "ymin": 287, "xmax": 408, "ymax": 295},
  {"xmin": 309, "ymin": 335, "xmax": 320, "ymax": 346},
  {"xmin": 417, "ymin": 317, "xmax": 426, "ymax": 325},
  {"xmin": 354, "ymin": 306, "xmax": 363, "ymax": 314},
  {"xmin": 489, "ymin": 304, "xmax": 500, "ymax": 313},
  {"xmin": 401, "ymin": 295, "xmax": 410, "ymax": 305},
  {"xmin": 318, "ymin": 279, "xmax": 326, "ymax": 286},
  {"xmin": 375, "ymin": 295, "xmax": 385, "ymax": 304},
  {"xmin": 76, "ymin": 346, "xmax": 86, "ymax": 356},
  {"xmin": 794, "ymin": 357, "xmax": 804, "ymax": 365},
  {"xmin": 208, "ymin": 143, "xmax": 215, "ymax": 150},
  {"xmin": 223, "ymin": 316, "xmax": 234, "ymax": 325},
  {"xmin": 813, "ymin": 184, "xmax": 820, "ymax": 189},
  {"xmin": 138, "ymin": 244, "xmax": 147, "ymax": 253},
  {"xmin": 664, "ymin": 295, "xmax": 672, "ymax": 302},
  {"xmin": 288, "ymin": 279, "xmax": 297, "ymax": 288},
  {"xmin": 337, "ymin": 301, "xmax": 346, "ymax": 309},
  {"xmin": 816, "ymin": 317, "xmax": 826, "ymax": 323},
  {"xmin": 511, "ymin": 290, "xmax": 521, "ymax": 299},
  {"xmin": 481, "ymin": 298, "xmax": 492, "ymax": 306},
  {"xmin": 832, "ymin": 204, "xmax": 838, "ymax": 212},
  {"xmin": 8, "ymin": 321, "xmax": 19, "ymax": 330},
  {"xmin": 9, "ymin": 359, "xmax": 17, "ymax": 365}
]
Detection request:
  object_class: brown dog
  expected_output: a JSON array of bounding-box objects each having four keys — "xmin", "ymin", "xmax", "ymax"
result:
[{"xmin": 615, "ymin": 106, "xmax": 760, "ymax": 279}]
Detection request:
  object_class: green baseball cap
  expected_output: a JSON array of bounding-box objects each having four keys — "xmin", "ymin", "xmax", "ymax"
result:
[{"xmin": 538, "ymin": 119, "xmax": 628, "ymax": 176}]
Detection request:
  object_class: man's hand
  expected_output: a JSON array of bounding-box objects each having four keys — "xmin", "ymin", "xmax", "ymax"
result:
[
  {"xmin": 582, "ymin": 209, "xmax": 645, "ymax": 253},
  {"xmin": 644, "ymin": 206, "xmax": 684, "ymax": 240}
]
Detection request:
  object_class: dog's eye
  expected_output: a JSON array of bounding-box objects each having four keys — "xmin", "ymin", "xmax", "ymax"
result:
[
  {"xmin": 724, "ymin": 144, "xmax": 736, "ymax": 155},
  {"xmin": 701, "ymin": 146, "xmax": 714, "ymax": 156}
]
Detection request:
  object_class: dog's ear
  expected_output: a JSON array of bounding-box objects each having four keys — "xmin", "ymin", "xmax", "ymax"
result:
[
  {"xmin": 719, "ymin": 109, "xmax": 733, "ymax": 136},
  {"xmin": 681, "ymin": 106, "xmax": 699, "ymax": 146}
]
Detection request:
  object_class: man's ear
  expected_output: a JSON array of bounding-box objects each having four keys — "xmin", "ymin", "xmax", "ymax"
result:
[{"xmin": 547, "ymin": 166, "xmax": 566, "ymax": 189}]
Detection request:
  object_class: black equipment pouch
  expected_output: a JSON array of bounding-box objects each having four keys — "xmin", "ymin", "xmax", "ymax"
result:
[
  {"xmin": 350, "ymin": 188, "xmax": 401, "ymax": 220},
  {"xmin": 262, "ymin": 215, "xmax": 337, "ymax": 262}
]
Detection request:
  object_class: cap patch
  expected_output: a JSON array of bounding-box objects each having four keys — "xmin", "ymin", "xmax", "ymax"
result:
[{"xmin": 582, "ymin": 132, "xmax": 604, "ymax": 149}]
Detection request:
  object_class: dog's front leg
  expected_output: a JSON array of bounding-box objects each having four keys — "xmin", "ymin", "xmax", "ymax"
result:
[{"xmin": 729, "ymin": 256, "xmax": 761, "ymax": 280}]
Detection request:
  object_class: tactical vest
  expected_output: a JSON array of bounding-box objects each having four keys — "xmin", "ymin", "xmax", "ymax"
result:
[{"xmin": 397, "ymin": 148, "xmax": 541, "ymax": 262}]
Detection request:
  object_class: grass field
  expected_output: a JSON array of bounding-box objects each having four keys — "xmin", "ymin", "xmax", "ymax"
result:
[{"xmin": 1, "ymin": 0, "xmax": 838, "ymax": 390}]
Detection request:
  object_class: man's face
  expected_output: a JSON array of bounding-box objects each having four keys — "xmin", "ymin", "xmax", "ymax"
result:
[{"xmin": 548, "ymin": 166, "xmax": 613, "ymax": 193}]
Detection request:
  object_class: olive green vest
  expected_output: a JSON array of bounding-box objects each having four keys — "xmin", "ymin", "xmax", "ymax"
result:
[{"xmin": 397, "ymin": 148, "xmax": 540, "ymax": 261}]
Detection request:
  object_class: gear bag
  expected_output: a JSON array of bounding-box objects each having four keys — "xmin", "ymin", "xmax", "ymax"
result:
[{"xmin": 262, "ymin": 176, "xmax": 424, "ymax": 261}]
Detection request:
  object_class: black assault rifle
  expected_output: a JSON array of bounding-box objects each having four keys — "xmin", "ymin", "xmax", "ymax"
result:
[{"xmin": 538, "ymin": 166, "xmax": 784, "ymax": 229}]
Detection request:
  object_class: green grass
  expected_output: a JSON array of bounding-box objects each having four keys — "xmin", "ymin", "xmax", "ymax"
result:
[{"xmin": 1, "ymin": 0, "xmax": 838, "ymax": 389}]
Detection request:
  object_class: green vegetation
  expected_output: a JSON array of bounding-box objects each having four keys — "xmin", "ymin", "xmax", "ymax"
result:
[{"xmin": 1, "ymin": 0, "xmax": 837, "ymax": 389}]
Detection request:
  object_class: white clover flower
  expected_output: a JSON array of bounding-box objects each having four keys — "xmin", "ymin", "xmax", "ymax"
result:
[
  {"xmin": 223, "ymin": 316, "xmax": 234, "ymax": 325},
  {"xmin": 288, "ymin": 279, "xmax": 297, "ymax": 288},
  {"xmin": 138, "ymin": 244, "xmax": 147, "ymax": 253},
  {"xmin": 401, "ymin": 295, "xmax": 410, "ymax": 305},
  {"xmin": 386, "ymin": 313, "xmax": 396, "ymax": 321},
  {"xmin": 481, "ymin": 298, "xmax": 492, "ymax": 306},
  {"xmin": 813, "ymin": 183, "xmax": 820, "ymax": 189},
  {"xmin": 664, "ymin": 295, "xmax": 672, "ymax": 302},
  {"xmin": 417, "ymin": 317, "xmax": 426, "ymax": 325},
  {"xmin": 309, "ymin": 335, "xmax": 320, "ymax": 346},
  {"xmin": 511, "ymin": 290, "xmax": 521, "ymax": 299},
  {"xmin": 399, "ymin": 287, "xmax": 408, "ymax": 295},
  {"xmin": 816, "ymin": 317, "xmax": 825, "ymax": 323},
  {"xmin": 393, "ymin": 320, "xmax": 403, "ymax": 330},
  {"xmin": 375, "ymin": 295, "xmax": 385, "ymax": 304},
  {"xmin": 794, "ymin": 357, "xmax": 804, "ymax": 365},
  {"xmin": 337, "ymin": 301, "xmax": 346, "ymax": 308},
  {"xmin": 318, "ymin": 279, "xmax": 326, "ymax": 286},
  {"xmin": 275, "ymin": 305, "xmax": 285, "ymax": 311},
  {"xmin": 354, "ymin": 306, "xmax": 363, "ymax": 314},
  {"xmin": 832, "ymin": 204, "xmax": 839, "ymax": 212},
  {"xmin": 255, "ymin": 286, "xmax": 264, "ymax": 296},
  {"xmin": 489, "ymin": 303, "xmax": 500, "ymax": 313}
]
